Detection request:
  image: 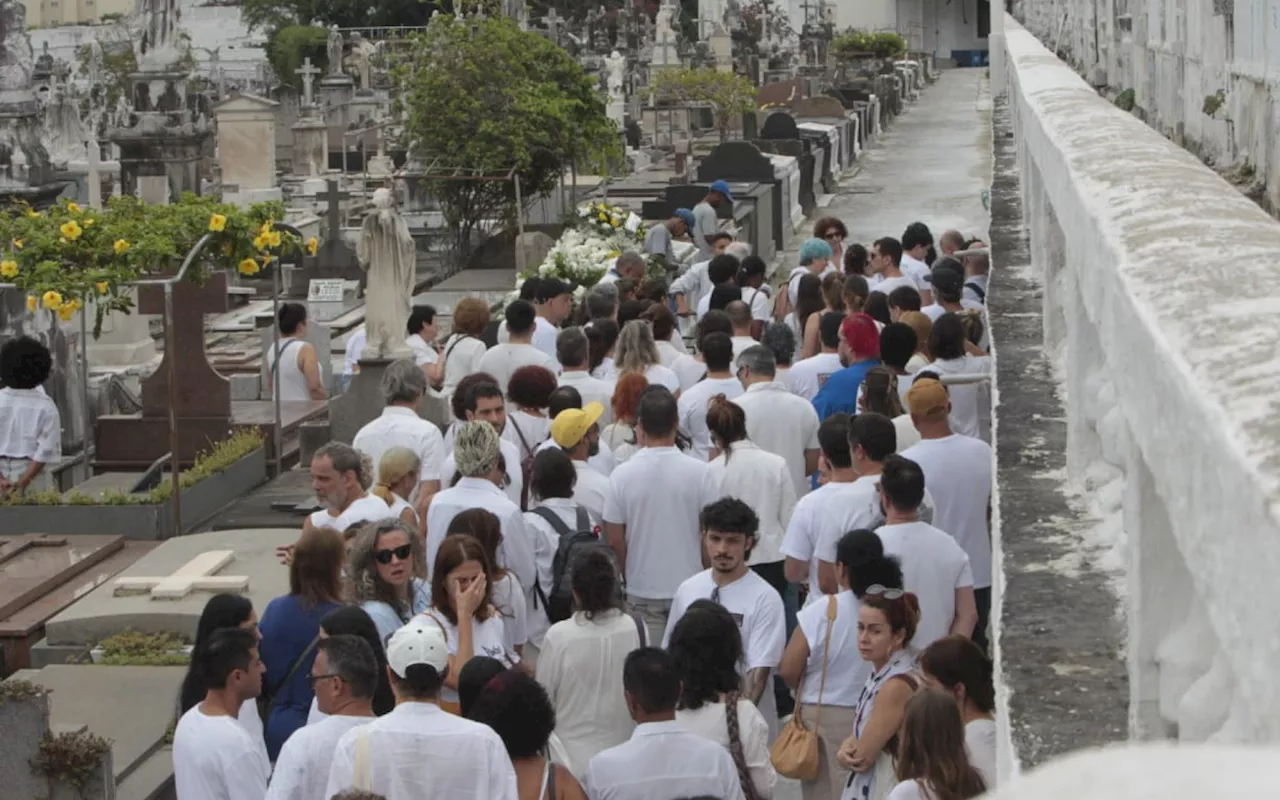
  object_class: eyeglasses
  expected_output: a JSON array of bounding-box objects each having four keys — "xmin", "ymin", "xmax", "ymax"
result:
[
  {"xmin": 823, "ymin": 232, "xmax": 844, "ymax": 241},
  {"xmin": 864, "ymin": 584, "xmax": 905, "ymax": 600},
  {"xmin": 374, "ymin": 544, "xmax": 413, "ymax": 565},
  {"xmin": 307, "ymin": 673, "xmax": 339, "ymax": 685}
]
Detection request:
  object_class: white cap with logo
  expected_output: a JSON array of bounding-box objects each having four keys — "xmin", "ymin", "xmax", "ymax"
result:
[{"xmin": 386, "ymin": 618, "xmax": 450, "ymax": 678}]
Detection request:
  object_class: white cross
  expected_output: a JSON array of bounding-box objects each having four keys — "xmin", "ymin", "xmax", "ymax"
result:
[
  {"xmin": 296, "ymin": 57, "xmax": 321, "ymax": 108},
  {"xmin": 113, "ymin": 551, "xmax": 249, "ymax": 600}
]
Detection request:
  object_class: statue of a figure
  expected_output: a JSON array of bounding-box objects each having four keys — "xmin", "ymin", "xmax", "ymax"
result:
[
  {"xmin": 347, "ymin": 32, "xmax": 376, "ymax": 91},
  {"xmin": 0, "ymin": 0, "xmax": 33, "ymax": 95},
  {"xmin": 140, "ymin": 0, "xmax": 180, "ymax": 61},
  {"xmin": 356, "ymin": 188, "xmax": 417, "ymax": 361},
  {"xmin": 326, "ymin": 24, "xmax": 344, "ymax": 76},
  {"xmin": 654, "ymin": 2, "xmax": 677, "ymax": 45},
  {"xmin": 604, "ymin": 50, "xmax": 625, "ymax": 98}
]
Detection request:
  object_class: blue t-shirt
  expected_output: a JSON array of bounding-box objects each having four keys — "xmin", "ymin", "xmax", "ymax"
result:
[
  {"xmin": 812, "ymin": 359, "xmax": 881, "ymax": 421},
  {"xmin": 258, "ymin": 593, "xmax": 343, "ymax": 761}
]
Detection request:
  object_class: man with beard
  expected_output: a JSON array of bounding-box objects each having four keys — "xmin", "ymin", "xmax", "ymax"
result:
[
  {"xmin": 302, "ymin": 442, "xmax": 393, "ymax": 535},
  {"xmin": 547, "ymin": 402, "xmax": 613, "ymax": 527},
  {"xmin": 661, "ymin": 497, "xmax": 785, "ymax": 738}
]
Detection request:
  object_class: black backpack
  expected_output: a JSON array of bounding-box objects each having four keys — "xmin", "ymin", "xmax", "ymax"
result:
[{"xmin": 530, "ymin": 506, "xmax": 620, "ymax": 623}]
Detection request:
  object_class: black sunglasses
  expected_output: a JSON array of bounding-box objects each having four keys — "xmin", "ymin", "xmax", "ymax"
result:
[
  {"xmin": 374, "ymin": 544, "xmax": 413, "ymax": 565},
  {"xmin": 307, "ymin": 672, "xmax": 339, "ymax": 685}
]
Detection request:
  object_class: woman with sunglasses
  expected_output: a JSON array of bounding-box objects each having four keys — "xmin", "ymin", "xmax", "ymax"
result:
[
  {"xmin": 347, "ymin": 520, "xmax": 430, "ymax": 645},
  {"xmin": 421, "ymin": 533, "xmax": 519, "ymax": 714},
  {"xmin": 837, "ymin": 586, "xmax": 921, "ymax": 800},
  {"xmin": 814, "ymin": 217, "xmax": 848, "ymax": 269}
]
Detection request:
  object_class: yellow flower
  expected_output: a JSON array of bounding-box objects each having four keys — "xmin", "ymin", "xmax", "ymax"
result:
[
  {"xmin": 0, "ymin": 260, "xmax": 17, "ymax": 278},
  {"xmin": 252, "ymin": 233, "xmax": 271, "ymax": 251},
  {"xmin": 114, "ymin": 239, "xmax": 130, "ymax": 254},
  {"xmin": 13, "ymin": 239, "xmax": 22, "ymax": 249},
  {"xmin": 261, "ymin": 254, "xmax": 274, "ymax": 267},
  {"xmin": 42, "ymin": 290, "xmax": 63, "ymax": 310},
  {"xmin": 83, "ymin": 218, "xmax": 94, "ymax": 227},
  {"xmin": 95, "ymin": 281, "xmax": 109, "ymax": 295},
  {"xmin": 58, "ymin": 306, "xmax": 76, "ymax": 321},
  {"xmin": 306, "ymin": 237, "xmax": 318, "ymax": 256},
  {"xmin": 26, "ymin": 209, "xmax": 39, "ymax": 218},
  {"xmin": 266, "ymin": 231, "xmax": 282, "ymax": 248},
  {"xmin": 66, "ymin": 202, "xmax": 81, "ymax": 213},
  {"xmin": 260, "ymin": 221, "xmax": 273, "ymax": 235},
  {"xmin": 26, "ymin": 295, "xmax": 36, "ymax": 312},
  {"xmin": 237, "ymin": 258, "xmax": 260, "ymax": 276},
  {"xmin": 208, "ymin": 214, "xmax": 227, "ymax": 232},
  {"xmin": 59, "ymin": 220, "xmax": 82, "ymax": 240}
]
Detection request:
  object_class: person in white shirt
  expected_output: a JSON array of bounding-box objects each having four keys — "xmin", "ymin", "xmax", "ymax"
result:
[
  {"xmin": 669, "ymin": 309, "xmax": 733, "ymax": 391},
  {"xmin": 641, "ymin": 303, "xmax": 685, "ymax": 367},
  {"xmin": 439, "ymin": 298, "xmax": 491, "ymax": 399},
  {"xmin": 901, "ymin": 378, "xmax": 994, "ymax": 652},
  {"xmin": 267, "ymin": 635, "xmax": 377, "ymax": 800},
  {"xmin": 887, "ymin": 689, "xmax": 989, "ymax": 800},
  {"xmin": 266, "ymin": 302, "xmax": 326, "ymax": 403},
  {"xmin": 325, "ymin": 620, "xmax": 519, "ymax": 799},
  {"xmin": 734, "ymin": 345, "xmax": 821, "ymax": 499},
  {"xmin": 859, "ymin": 366, "xmax": 920, "ymax": 454},
  {"xmin": 369, "ymin": 447, "xmax": 423, "ymax": 525},
  {"xmin": 303, "ymin": 443, "xmax": 397, "ymax": 536},
  {"xmin": 353, "ymin": 359, "xmax": 446, "ymax": 520},
  {"xmin": 558, "ymin": 327, "xmax": 617, "ymax": 425},
  {"xmin": 478, "ymin": 299, "xmax": 559, "ymax": 394},
  {"xmin": 441, "ymin": 378, "xmax": 525, "ymax": 507},
  {"xmin": 533, "ymin": 277, "xmax": 575, "ymax": 365},
  {"xmin": 603, "ymin": 387, "xmax": 721, "ymax": 645},
  {"xmin": 537, "ymin": 549, "xmax": 644, "ymax": 777},
  {"xmin": 875, "ymin": 455, "xmax": 978, "ymax": 649},
  {"xmin": 342, "ymin": 326, "xmax": 366, "ymax": 392},
  {"xmin": 725, "ymin": 301, "xmax": 758, "ymax": 361},
  {"xmin": 583, "ymin": 647, "xmax": 746, "ymax": 800},
  {"xmin": 677, "ymin": 332, "xmax": 743, "ymax": 460},
  {"xmin": 174, "ymin": 627, "xmax": 271, "ymax": 800},
  {"xmin": 405, "ymin": 305, "xmax": 443, "ymax": 385},
  {"xmin": 442, "ymin": 508, "xmax": 530, "ymax": 658},
  {"xmin": 426, "ymin": 421, "xmax": 537, "ymax": 596},
  {"xmin": 544, "ymin": 403, "xmax": 614, "ymax": 525},
  {"xmin": 920, "ymin": 262, "xmax": 985, "ymax": 321},
  {"xmin": 693, "ymin": 254, "xmax": 742, "ymax": 321},
  {"xmin": 962, "ymin": 248, "xmax": 989, "ymax": 306},
  {"xmin": 759, "ymin": 321, "xmax": 797, "ymax": 393},
  {"xmin": 614, "ymin": 319, "xmax": 681, "ymax": 395},
  {"xmin": 663, "ymin": 498, "xmax": 786, "ymax": 740},
  {"xmin": 537, "ymin": 386, "xmax": 617, "ymax": 474},
  {"xmin": 781, "ymin": 413, "xmax": 861, "ymax": 601},
  {"xmin": 787, "ymin": 312, "xmax": 845, "ymax": 402},
  {"xmin": 918, "ymin": 635, "xmax": 998, "ymax": 790},
  {"xmin": 923, "ymin": 313, "xmax": 992, "ymax": 441},
  {"xmin": 900, "ymin": 222, "xmax": 936, "ymax": 304},
  {"xmin": 877, "ymin": 322, "xmax": 921, "ymax": 416},
  {"xmin": 0, "ymin": 337, "xmax": 60, "ymax": 495},
  {"xmin": 668, "ymin": 600, "xmax": 777, "ymax": 799},
  {"xmin": 672, "ymin": 234, "xmax": 734, "ymax": 318},
  {"xmin": 867, "ymin": 237, "xmax": 920, "ymax": 299},
  {"xmin": 737, "ymin": 254, "xmax": 773, "ymax": 333}
]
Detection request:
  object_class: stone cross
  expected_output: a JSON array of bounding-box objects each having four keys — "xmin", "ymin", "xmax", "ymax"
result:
[
  {"xmin": 544, "ymin": 9, "xmax": 564, "ymax": 45},
  {"xmin": 136, "ymin": 272, "xmax": 230, "ymax": 420},
  {"xmin": 296, "ymin": 57, "xmax": 321, "ymax": 108},
  {"xmin": 321, "ymin": 179, "xmax": 351, "ymax": 243},
  {"xmin": 114, "ymin": 551, "xmax": 249, "ymax": 599}
]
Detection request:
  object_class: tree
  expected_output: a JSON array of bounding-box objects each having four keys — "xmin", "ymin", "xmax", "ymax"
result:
[
  {"xmin": 647, "ymin": 68, "xmax": 756, "ymax": 141},
  {"xmin": 395, "ymin": 16, "xmax": 620, "ymax": 259},
  {"xmin": 265, "ymin": 25, "xmax": 331, "ymax": 90}
]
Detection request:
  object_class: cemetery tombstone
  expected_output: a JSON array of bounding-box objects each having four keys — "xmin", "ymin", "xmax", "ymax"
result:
[
  {"xmin": 214, "ymin": 93, "xmax": 283, "ymax": 207},
  {"xmin": 758, "ymin": 111, "xmax": 818, "ymax": 215},
  {"xmin": 286, "ymin": 180, "xmax": 364, "ymax": 298},
  {"xmin": 795, "ymin": 96, "xmax": 855, "ymax": 174},
  {"xmin": 697, "ymin": 142, "xmax": 788, "ymax": 252},
  {"xmin": 291, "ymin": 58, "xmax": 328, "ymax": 179}
]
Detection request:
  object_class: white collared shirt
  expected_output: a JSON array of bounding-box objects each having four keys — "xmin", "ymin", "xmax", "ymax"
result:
[
  {"xmin": 558, "ymin": 370, "xmax": 617, "ymax": 425},
  {"xmin": 583, "ymin": 719, "xmax": 746, "ymax": 800},
  {"xmin": 353, "ymin": 406, "xmax": 447, "ymax": 485},
  {"xmin": 267, "ymin": 713, "xmax": 371, "ymax": 800},
  {"xmin": 676, "ymin": 375, "xmax": 743, "ymax": 461},
  {"xmin": 425, "ymin": 477, "xmax": 536, "ymax": 594},
  {"xmin": 405, "ymin": 333, "xmax": 439, "ymax": 367},
  {"xmin": 0, "ymin": 387, "xmax": 60, "ymax": 462},
  {"xmin": 308, "ymin": 494, "xmax": 398, "ymax": 533},
  {"xmin": 733, "ymin": 381, "xmax": 821, "ymax": 498},
  {"xmin": 476, "ymin": 342, "xmax": 559, "ymax": 394},
  {"xmin": 326, "ymin": 702, "xmax": 518, "ymax": 800},
  {"xmin": 603, "ymin": 446, "xmax": 721, "ymax": 600},
  {"xmin": 707, "ymin": 440, "xmax": 796, "ymax": 565},
  {"xmin": 787, "ymin": 352, "xmax": 843, "ymax": 401},
  {"xmin": 670, "ymin": 259, "xmax": 711, "ymax": 304}
]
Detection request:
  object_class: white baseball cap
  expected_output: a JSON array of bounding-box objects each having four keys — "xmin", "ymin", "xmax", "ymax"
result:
[{"xmin": 386, "ymin": 619, "xmax": 449, "ymax": 677}]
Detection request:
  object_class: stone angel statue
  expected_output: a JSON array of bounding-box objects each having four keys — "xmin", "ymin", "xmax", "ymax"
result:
[{"xmin": 356, "ymin": 188, "xmax": 416, "ymax": 361}]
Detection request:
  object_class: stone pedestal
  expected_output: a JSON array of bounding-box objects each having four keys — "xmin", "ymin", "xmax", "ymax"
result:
[
  {"xmin": 606, "ymin": 98, "xmax": 625, "ymax": 130},
  {"xmin": 112, "ymin": 126, "xmax": 210, "ymax": 203},
  {"xmin": 291, "ymin": 115, "xmax": 328, "ymax": 178},
  {"xmin": 327, "ymin": 357, "xmax": 391, "ymax": 445}
]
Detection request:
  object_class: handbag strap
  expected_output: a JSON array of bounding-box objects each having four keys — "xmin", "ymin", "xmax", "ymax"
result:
[
  {"xmin": 810, "ymin": 595, "xmax": 838, "ymax": 731},
  {"xmin": 353, "ymin": 724, "xmax": 372, "ymax": 789},
  {"xmin": 260, "ymin": 633, "xmax": 320, "ymax": 720}
]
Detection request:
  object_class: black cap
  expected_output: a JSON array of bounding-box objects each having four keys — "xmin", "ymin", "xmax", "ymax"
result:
[
  {"xmin": 930, "ymin": 266, "xmax": 963, "ymax": 301},
  {"xmin": 535, "ymin": 277, "xmax": 577, "ymax": 302}
]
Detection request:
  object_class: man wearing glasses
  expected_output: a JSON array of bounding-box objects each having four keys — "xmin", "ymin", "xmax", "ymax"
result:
[{"xmin": 268, "ymin": 636, "xmax": 377, "ymax": 800}]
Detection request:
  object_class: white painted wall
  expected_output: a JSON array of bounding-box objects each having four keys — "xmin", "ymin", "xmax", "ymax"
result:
[
  {"xmin": 831, "ymin": 0, "xmax": 898, "ymax": 32},
  {"xmin": 1000, "ymin": 15, "xmax": 1280, "ymax": 748},
  {"xmin": 832, "ymin": 0, "xmax": 988, "ymax": 57}
]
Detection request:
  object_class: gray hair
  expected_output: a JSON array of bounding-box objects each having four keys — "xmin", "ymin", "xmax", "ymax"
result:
[
  {"xmin": 616, "ymin": 251, "xmax": 646, "ymax": 274},
  {"xmin": 381, "ymin": 358, "xmax": 427, "ymax": 405},
  {"xmin": 760, "ymin": 322, "xmax": 797, "ymax": 367},
  {"xmin": 736, "ymin": 344, "xmax": 777, "ymax": 377},
  {"xmin": 724, "ymin": 242, "xmax": 752, "ymax": 260},
  {"xmin": 315, "ymin": 442, "xmax": 370, "ymax": 487},
  {"xmin": 557, "ymin": 326, "xmax": 590, "ymax": 368},
  {"xmin": 317, "ymin": 635, "xmax": 378, "ymax": 700},
  {"xmin": 964, "ymin": 250, "xmax": 989, "ymax": 275},
  {"xmin": 585, "ymin": 284, "xmax": 619, "ymax": 320}
]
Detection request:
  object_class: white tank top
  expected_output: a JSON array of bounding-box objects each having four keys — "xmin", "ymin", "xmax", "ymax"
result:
[
  {"xmin": 267, "ymin": 337, "xmax": 311, "ymax": 402},
  {"xmin": 308, "ymin": 494, "xmax": 397, "ymax": 532}
]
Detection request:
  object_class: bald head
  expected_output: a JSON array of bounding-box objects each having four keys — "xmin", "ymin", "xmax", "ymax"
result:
[
  {"xmin": 940, "ymin": 229, "xmax": 965, "ymax": 255},
  {"xmin": 726, "ymin": 300, "xmax": 752, "ymax": 333}
]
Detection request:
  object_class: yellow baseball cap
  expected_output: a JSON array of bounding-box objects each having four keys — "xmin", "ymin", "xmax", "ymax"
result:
[{"xmin": 551, "ymin": 402, "xmax": 605, "ymax": 448}]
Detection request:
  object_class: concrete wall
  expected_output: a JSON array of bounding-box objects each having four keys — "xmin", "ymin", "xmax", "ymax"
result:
[
  {"xmin": 1013, "ymin": 0, "xmax": 1280, "ymax": 209},
  {"xmin": 833, "ymin": 0, "xmax": 989, "ymax": 57},
  {"xmin": 995, "ymin": 14, "xmax": 1280, "ymax": 752}
]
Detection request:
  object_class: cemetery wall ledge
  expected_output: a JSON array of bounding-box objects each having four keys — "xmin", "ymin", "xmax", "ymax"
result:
[{"xmin": 999, "ymin": 17, "xmax": 1280, "ymax": 742}]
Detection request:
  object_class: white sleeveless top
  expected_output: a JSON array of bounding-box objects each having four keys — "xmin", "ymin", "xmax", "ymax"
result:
[
  {"xmin": 267, "ymin": 336, "xmax": 311, "ymax": 402},
  {"xmin": 308, "ymin": 494, "xmax": 398, "ymax": 532}
]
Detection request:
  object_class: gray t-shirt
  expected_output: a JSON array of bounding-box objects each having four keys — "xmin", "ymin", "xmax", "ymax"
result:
[
  {"xmin": 644, "ymin": 222, "xmax": 675, "ymax": 262},
  {"xmin": 691, "ymin": 201, "xmax": 719, "ymax": 258}
]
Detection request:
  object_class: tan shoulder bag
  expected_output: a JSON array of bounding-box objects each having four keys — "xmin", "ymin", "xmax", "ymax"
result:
[{"xmin": 770, "ymin": 594, "xmax": 837, "ymax": 780}]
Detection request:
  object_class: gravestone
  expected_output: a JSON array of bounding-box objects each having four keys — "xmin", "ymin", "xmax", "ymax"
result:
[
  {"xmin": 95, "ymin": 273, "xmax": 232, "ymax": 469},
  {"xmin": 286, "ymin": 180, "xmax": 364, "ymax": 298},
  {"xmin": 696, "ymin": 142, "xmax": 788, "ymax": 252},
  {"xmin": 756, "ymin": 78, "xmax": 803, "ymax": 110},
  {"xmin": 292, "ymin": 58, "xmax": 328, "ymax": 179},
  {"xmin": 758, "ymin": 112, "xmax": 818, "ymax": 215},
  {"xmin": 214, "ymin": 93, "xmax": 283, "ymax": 207}
]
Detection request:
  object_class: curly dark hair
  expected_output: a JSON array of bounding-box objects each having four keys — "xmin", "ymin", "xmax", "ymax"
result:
[
  {"xmin": 0, "ymin": 336, "xmax": 52, "ymax": 389},
  {"xmin": 465, "ymin": 669, "xmax": 557, "ymax": 759},
  {"xmin": 507, "ymin": 364, "xmax": 557, "ymax": 409},
  {"xmin": 668, "ymin": 599, "xmax": 743, "ymax": 710},
  {"xmin": 451, "ymin": 371, "xmax": 499, "ymax": 421}
]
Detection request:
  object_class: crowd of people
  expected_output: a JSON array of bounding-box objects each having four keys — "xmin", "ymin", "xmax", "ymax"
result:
[{"xmin": 154, "ymin": 212, "xmax": 998, "ymax": 800}]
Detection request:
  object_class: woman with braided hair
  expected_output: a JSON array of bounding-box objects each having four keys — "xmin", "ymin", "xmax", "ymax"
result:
[{"xmin": 669, "ymin": 599, "xmax": 777, "ymax": 799}]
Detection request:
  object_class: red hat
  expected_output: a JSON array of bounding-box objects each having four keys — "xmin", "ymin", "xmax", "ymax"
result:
[{"xmin": 841, "ymin": 313, "xmax": 880, "ymax": 359}]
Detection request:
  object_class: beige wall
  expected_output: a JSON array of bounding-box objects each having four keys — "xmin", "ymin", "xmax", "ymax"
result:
[{"xmin": 23, "ymin": 0, "xmax": 132, "ymax": 28}]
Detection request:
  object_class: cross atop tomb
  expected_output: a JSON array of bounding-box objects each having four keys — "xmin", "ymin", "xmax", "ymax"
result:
[
  {"xmin": 320, "ymin": 179, "xmax": 351, "ymax": 244},
  {"xmin": 137, "ymin": 272, "xmax": 231, "ymax": 420},
  {"xmin": 296, "ymin": 57, "xmax": 321, "ymax": 108},
  {"xmin": 114, "ymin": 551, "xmax": 249, "ymax": 600}
]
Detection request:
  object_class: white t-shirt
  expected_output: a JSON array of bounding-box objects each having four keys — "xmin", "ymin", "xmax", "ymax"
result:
[
  {"xmin": 894, "ymin": 413, "xmax": 921, "ymax": 452},
  {"xmin": 656, "ymin": 339, "xmax": 685, "ymax": 368},
  {"xmin": 900, "ymin": 252, "xmax": 932, "ymax": 292},
  {"xmin": 603, "ymin": 446, "xmax": 721, "ymax": 599},
  {"xmin": 636, "ymin": 363, "xmax": 681, "ymax": 393},
  {"xmin": 902, "ymin": 435, "xmax": 993, "ymax": 588},
  {"xmin": 491, "ymin": 571, "xmax": 529, "ymax": 653},
  {"xmin": 308, "ymin": 494, "xmax": 398, "ymax": 533},
  {"xmin": 441, "ymin": 334, "xmax": 489, "ymax": 394},
  {"xmin": 787, "ymin": 264, "xmax": 837, "ymax": 307},
  {"xmin": 967, "ymin": 718, "xmax": 998, "ymax": 789},
  {"xmin": 521, "ymin": 497, "xmax": 592, "ymax": 647},
  {"xmin": 532, "ymin": 316, "xmax": 562, "ymax": 365},
  {"xmin": 557, "ymin": 370, "xmax": 617, "ymax": 425},
  {"xmin": 787, "ymin": 352, "xmax": 843, "ymax": 401},
  {"xmin": 876, "ymin": 521, "xmax": 974, "ymax": 650},
  {"xmin": 869, "ymin": 273, "xmax": 919, "ymax": 297},
  {"xmin": 677, "ymin": 375, "xmax": 744, "ymax": 460},
  {"xmin": 887, "ymin": 779, "xmax": 930, "ymax": 800},
  {"xmin": 795, "ymin": 590, "xmax": 869, "ymax": 706},
  {"xmin": 663, "ymin": 568, "xmax": 786, "ymax": 737},
  {"xmin": 921, "ymin": 300, "xmax": 985, "ymax": 321},
  {"xmin": 406, "ymin": 333, "xmax": 440, "ymax": 367},
  {"xmin": 729, "ymin": 335, "xmax": 757, "ymax": 361},
  {"xmin": 173, "ymin": 705, "xmax": 271, "ymax": 800},
  {"xmin": 476, "ymin": 342, "xmax": 559, "ymax": 394},
  {"xmin": 671, "ymin": 354, "xmax": 709, "ymax": 391},
  {"xmin": 505, "ymin": 409, "xmax": 551, "ymax": 461},
  {"xmin": 707, "ymin": 440, "xmax": 796, "ymax": 566},
  {"xmin": 925, "ymin": 355, "xmax": 992, "ymax": 441},
  {"xmin": 420, "ymin": 608, "xmax": 518, "ymax": 705},
  {"xmin": 440, "ymin": 434, "xmax": 524, "ymax": 507},
  {"xmin": 266, "ymin": 713, "xmax": 370, "ymax": 800},
  {"xmin": 342, "ymin": 327, "xmax": 366, "ymax": 378},
  {"xmin": 734, "ymin": 381, "xmax": 821, "ymax": 498},
  {"xmin": 743, "ymin": 285, "xmax": 772, "ymax": 321},
  {"xmin": 353, "ymin": 406, "xmax": 447, "ymax": 485},
  {"xmin": 781, "ymin": 479, "xmax": 857, "ymax": 600},
  {"xmin": 424, "ymin": 476, "xmax": 536, "ymax": 595}
]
